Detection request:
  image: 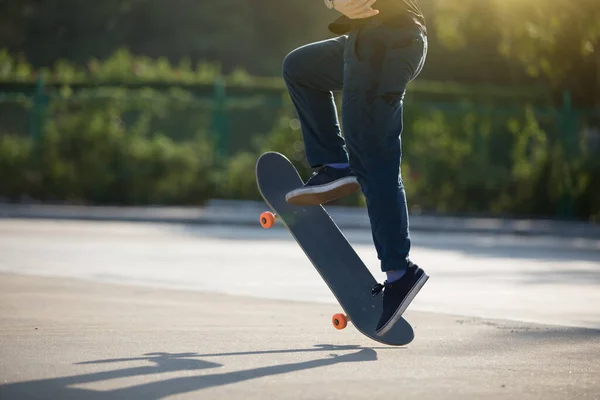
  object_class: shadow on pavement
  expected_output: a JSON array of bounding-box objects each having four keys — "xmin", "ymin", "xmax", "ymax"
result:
[
  {"xmin": 0, "ymin": 345, "xmax": 378, "ymax": 399},
  {"xmin": 455, "ymin": 318, "xmax": 600, "ymax": 337}
]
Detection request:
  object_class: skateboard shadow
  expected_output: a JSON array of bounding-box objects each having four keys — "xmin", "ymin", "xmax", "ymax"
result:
[{"xmin": 0, "ymin": 345, "xmax": 381, "ymax": 399}]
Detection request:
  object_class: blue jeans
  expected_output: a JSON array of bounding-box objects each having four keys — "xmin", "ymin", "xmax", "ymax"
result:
[{"xmin": 282, "ymin": 20, "xmax": 427, "ymax": 272}]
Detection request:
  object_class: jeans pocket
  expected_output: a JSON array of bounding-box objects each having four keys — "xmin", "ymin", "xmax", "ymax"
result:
[
  {"xmin": 343, "ymin": 24, "xmax": 426, "ymax": 96},
  {"xmin": 379, "ymin": 33, "xmax": 426, "ymax": 95},
  {"xmin": 347, "ymin": 23, "xmax": 388, "ymax": 63}
]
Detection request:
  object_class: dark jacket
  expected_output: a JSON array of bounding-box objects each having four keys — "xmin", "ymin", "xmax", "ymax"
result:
[{"xmin": 328, "ymin": 0, "xmax": 426, "ymax": 35}]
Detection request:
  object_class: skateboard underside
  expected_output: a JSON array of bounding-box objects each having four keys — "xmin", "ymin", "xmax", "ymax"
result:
[{"xmin": 255, "ymin": 151, "xmax": 414, "ymax": 346}]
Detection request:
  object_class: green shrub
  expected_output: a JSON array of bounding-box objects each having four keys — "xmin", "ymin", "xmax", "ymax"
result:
[
  {"xmin": 0, "ymin": 134, "xmax": 34, "ymax": 200},
  {"xmin": 223, "ymin": 102, "xmax": 599, "ymax": 220},
  {"xmin": 0, "ymin": 46, "xmax": 597, "ymax": 220},
  {"xmin": 0, "ymin": 93, "xmax": 215, "ymax": 205},
  {"xmin": 401, "ymin": 104, "xmax": 600, "ymax": 220}
]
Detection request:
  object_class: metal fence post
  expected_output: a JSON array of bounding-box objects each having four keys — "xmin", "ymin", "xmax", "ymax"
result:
[
  {"xmin": 558, "ymin": 90, "xmax": 575, "ymax": 218},
  {"xmin": 211, "ymin": 77, "xmax": 229, "ymax": 162},
  {"xmin": 28, "ymin": 75, "xmax": 48, "ymax": 141}
]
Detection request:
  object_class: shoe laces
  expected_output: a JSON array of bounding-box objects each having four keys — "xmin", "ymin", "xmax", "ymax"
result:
[
  {"xmin": 307, "ymin": 166, "xmax": 331, "ymax": 181},
  {"xmin": 313, "ymin": 166, "xmax": 330, "ymax": 175},
  {"xmin": 371, "ymin": 281, "xmax": 390, "ymax": 297}
]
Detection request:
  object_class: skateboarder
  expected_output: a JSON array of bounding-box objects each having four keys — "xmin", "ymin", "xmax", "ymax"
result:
[{"xmin": 283, "ymin": 0, "xmax": 429, "ymax": 336}]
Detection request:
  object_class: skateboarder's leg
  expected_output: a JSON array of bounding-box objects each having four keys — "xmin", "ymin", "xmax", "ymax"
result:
[
  {"xmin": 283, "ymin": 36, "xmax": 361, "ymax": 205},
  {"xmin": 282, "ymin": 36, "xmax": 347, "ymax": 167},
  {"xmin": 341, "ymin": 21, "xmax": 428, "ymax": 335}
]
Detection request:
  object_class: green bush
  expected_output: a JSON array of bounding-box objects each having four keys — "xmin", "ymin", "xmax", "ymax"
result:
[
  {"xmin": 0, "ymin": 92, "xmax": 215, "ymax": 205},
  {"xmin": 401, "ymin": 104, "xmax": 514, "ymax": 214},
  {"xmin": 0, "ymin": 47, "xmax": 597, "ymax": 220},
  {"xmin": 0, "ymin": 47, "xmax": 549, "ymax": 103},
  {"xmin": 402, "ymin": 104, "xmax": 600, "ymax": 220},
  {"xmin": 221, "ymin": 102, "xmax": 599, "ymax": 221},
  {"xmin": 0, "ymin": 134, "xmax": 34, "ymax": 200},
  {"xmin": 1, "ymin": 100, "xmax": 598, "ymax": 220}
]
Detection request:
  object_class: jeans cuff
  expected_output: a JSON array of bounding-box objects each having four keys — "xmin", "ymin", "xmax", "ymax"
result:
[
  {"xmin": 381, "ymin": 257, "xmax": 410, "ymax": 272},
  {"xmin": 306, "ymin": 150, "xmax": 349, "ymax": 169}
]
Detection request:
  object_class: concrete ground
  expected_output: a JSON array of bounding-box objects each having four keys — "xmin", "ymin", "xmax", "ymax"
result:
[
  {"xmin": 2, "ymin": 275, "xmax": 600, "ymax": 400},
  {"xmin": 1, "ymin": 219, "xmax": 600, "ymax": 399}
]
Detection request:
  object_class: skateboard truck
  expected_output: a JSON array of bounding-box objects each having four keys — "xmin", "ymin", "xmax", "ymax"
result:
[
  {"xmin": 255, "ymin": 152, "xmax": 414, "ymax": 345},
  {"xmin": 259, "ymin": 210, "xmax": 351, "ymax": 332}
]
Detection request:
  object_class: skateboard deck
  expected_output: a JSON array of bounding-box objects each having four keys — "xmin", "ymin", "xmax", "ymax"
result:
[{"xmin": 255, "ymin": 151, "xmax": 414, "ymax": 346}]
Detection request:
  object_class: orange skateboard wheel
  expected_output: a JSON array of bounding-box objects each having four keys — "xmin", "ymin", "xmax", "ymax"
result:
[
  {"xmin": 259, "ymin": 211, "xmax": 276, "ymax": 229},
  {"xmin": 332, "ymin": 313, "xmax": 348, "ymax": 330}
]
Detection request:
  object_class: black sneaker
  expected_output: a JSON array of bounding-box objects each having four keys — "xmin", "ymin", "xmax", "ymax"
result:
[
  {"xmin": 285, "ymin": 166, "xmax": 360, "ymax": 206},
  {"xmin": 372, "ymin": 263, "xmax": 429, "ymax": 336}
]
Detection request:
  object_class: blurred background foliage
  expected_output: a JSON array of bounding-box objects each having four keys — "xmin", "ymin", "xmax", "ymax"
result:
[{"xmin": 0, "ymin": 0, "xmax": 598, "ymax": 221}]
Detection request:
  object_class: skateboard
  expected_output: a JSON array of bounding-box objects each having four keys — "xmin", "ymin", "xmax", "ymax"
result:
[{"xmin": 255, "ymin": 151, "xmax": 414, "ymax": 346}]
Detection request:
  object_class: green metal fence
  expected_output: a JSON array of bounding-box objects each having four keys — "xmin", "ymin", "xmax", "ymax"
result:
[
  {"xmin": 1, "ymin": 78, "xmax": 598, "ymax": 218},
  {"xmin": 0, "ymin": 77, "xmax": 287, "ymax": 160},
  {"xmin": 1, "ymin": 77, "xmax": 598, "ymax": 164}
]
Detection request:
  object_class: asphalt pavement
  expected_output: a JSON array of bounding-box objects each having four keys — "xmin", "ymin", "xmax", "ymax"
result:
[
  {"xmin": 1, "ymin": 219, "xmax": 599, "ymax": 399},
  {"xmin": 2, "ymin": 200, "xmax": 600, "ymax": 238},
  {"xmin": 1, "ymin": 274, "xmax": 599, "ymax": 400}
]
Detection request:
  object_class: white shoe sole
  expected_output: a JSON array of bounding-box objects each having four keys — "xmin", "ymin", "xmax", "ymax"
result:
[
  {"xmin": 376, "ymin": 272, "xmax": 429, "ymax": 336},
  {"xmin": 285, "ymin": 177, "xmax": 360, "ymax": 206}
]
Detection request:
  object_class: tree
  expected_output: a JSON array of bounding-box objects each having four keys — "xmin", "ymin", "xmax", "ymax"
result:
[
  {"xmin": 0, "ymin": 0, "xmax": 332, "ymax": 76},
  {"xmin": 435, "ymin": 0, "xmax": 600, "ymax": 108}
]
